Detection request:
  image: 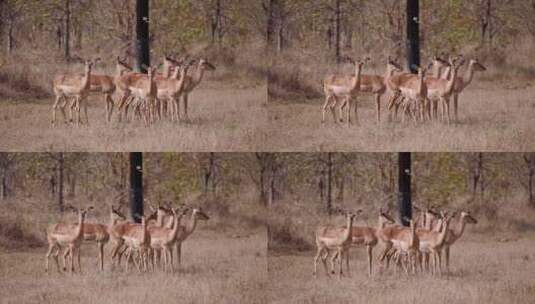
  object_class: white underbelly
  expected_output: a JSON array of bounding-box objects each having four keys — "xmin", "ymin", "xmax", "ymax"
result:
[
  {"xmin": 400, "ymin": 88, "xmax": 417, "ymax": 100},
  {"xmin": 330, "ymin": 86, "xmax": 352, "ymax": 96}
]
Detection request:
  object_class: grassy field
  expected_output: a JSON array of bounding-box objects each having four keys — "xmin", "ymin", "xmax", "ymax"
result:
[
  {"xmin": 0, "ymin": 81, "xmax": 267, "ymax": 152},
  {"xmin": 267, "ymin": 82, "xmax": 535, "ymax": 151},
  {"xmin": 0, "ymin": 227, "xmax": 267, "ymax": 304},
  {"xmin": 267, "ymin": 234, "xmax": 535, "ymax": 304}
]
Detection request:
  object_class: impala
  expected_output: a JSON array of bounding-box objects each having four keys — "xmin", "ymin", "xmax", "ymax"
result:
[
  {"xmin": 443, "ymin": 211, "xmax": 477, "ymax": 271},
  {"xmin": 447, "ymin": 58, "xmax": 487, "ymax": 121},
  {"xmin": 179, "ymin": 58, "xmax": 217, "ymax": 122},
  {"xmin": 425, "ymin": 57, "xmax": 463, "ymax": 123},
  {"xmin": 52, "ymin": 59, "xmax": 99, "ymax": 126},
  {"xmin": 322, "ymin": 57, "xmax": 369, "ymax": 126},
  {"xmin": 157, "ymin": 60, "xmax": 194, "ymax": 122},
  {"xmin": 331, "ymin": 210, "xmax": 396, "ymax": 276},
  {"xmin": 148, "ymin": 206, "xmax": 189, "ymax": 271},
  {"xmin": 313, "ymin": 209, "xmax": 361, "ymax": 278},
  {"xmin": 45, "ymin": 205, "xmax": 93, "ymax": 273},
  {"xmin": 173, "ymin": 207, "xmax": 210, "ymax": 266},
  {"xmin": 55, "ymin": 205, "xmax": 126, "ymax": 271},
  {"xmin": 338, "ymin": 56, "xmax": 403, "ymax": 123},
  {"xmin": 416, "ymin": 212, "xmax": 452, "ymax": 275},
  {"xmin": 122, "ymin": 215, "xmax": 151, "ymax": 272}
]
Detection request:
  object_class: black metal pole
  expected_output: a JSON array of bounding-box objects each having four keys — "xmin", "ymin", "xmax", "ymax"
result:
[
  {"xmin": 136, "ymin": 0, "xmax": 150, "ymax": 73},
  {"xmin": 406, "ymin": 0, "xmax": 420, "ymax": 73},
  {"xmin": 398, "ymin": 152, "xmax": 412, "ymax": 226},
  {"xmin": 129, "ymin": 152, "xmax": 143, "ymax": 223}
]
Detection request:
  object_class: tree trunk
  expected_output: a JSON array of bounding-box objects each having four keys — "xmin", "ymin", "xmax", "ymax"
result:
[
  {"xmin": 336, "ymin": 176, "xmax": 344, "ymax": 202},
  {"xmin": 58, "ymin": 153, "xmax": 64, "ymax": 213},
  {"xmin": 135, "ymin": 0, "xmax": 150, "ymax": 72},
  {"xmin": 529, "ymin": 167, "xmax": 533, "ymax": 206},
  {"xmin": 1, "ymin": 173, "xmax": 8, "ymax": 199},
  {"xmin": 129, "ymin": 152, "xmax": 143, "ymax": 223},
  {"xmin": 265, "ymin": 0, "xmax": 278, "ymax": 51},
  {"xmin": 277, "ymin": 19, "xmax": 284, "ymax": 52},
  {"xmin": 216, "ymin": 0, "xmax": 223, "ymax": 44},
  {"xmin": 57, "ymin": 25, "xmax": 62, "ymax": 49},
  {"xmin": 50, "ymin": 173, "xmax": 56, "ymax": 198},
  {"xmin": 524, "ymin": 154, "xmax": 535, "ymax": 207},
  {"xmin": 75, "ymin": 19, "xmax": 82, "ymax": 49},
  {"xmin": 343, "ymin": 17, "xmax": 352, "ymax": 49},
  {"xmin": 69, "ymin": 172, "xmax": 76, "ymax": 197},
  {"xmin": 481, "ymin": 0, "xmax": 491, "ymax": 46},
  {"xmin": 335, "ymin": 0, "xmax": 341, "ymax": 63},
  {"xmin": 64, "ymin": 0, "xmax": 71, "ymax": 60},
  {"xmin": 398, "ymin": 152, "xmax": 411, "ymax": 226},
  {"xmin": 326, "ymin": 153, "xmax": 333, "ymax": 214},
  {"xmin": 406, "ymin": 0, "xmax": 420, "ymax": 73},
  {"xmin": 7, "ymin": 18, "xmax": 13, "ymax": 53}
]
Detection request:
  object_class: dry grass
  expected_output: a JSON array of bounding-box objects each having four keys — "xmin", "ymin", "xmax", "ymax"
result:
[
  {"xmin": 267, "ymin": 82, "xmax": 535, "ymax": 151},
  {"xmin": 0, "ymin": 81, "xmax": 267, "ymax": 152},
  {"xmin": 267, "ymin": 235, "xmax": 535, "ymax": 304},
  {"xmin": 0, "ymin": 229, "xmax": 267, "ymax": 304}
]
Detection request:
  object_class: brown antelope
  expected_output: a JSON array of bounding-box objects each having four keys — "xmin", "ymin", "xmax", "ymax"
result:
[
  {"xmin": 425, "ymin": 57, "xmax": 463, "ymax": 123},
  {"xmin": 162, "ymin": 56, "xmax": 181, "ymax": 78},
  {"xmin": 122, "ymin": 215, "xmax": 151, "ymax": 272},
  {"xmin": 156, "ymin": 60, "xmax": 194, "ymax": 122},
  {"xmin": 448, "ymin": 58, "xmax": 487, "ymax": 121},
  {"xmin": 146, "ymin": 201, "xmax": 175, "ymax": 267},
  {"xmin": 430, "ymin": 55, "xmax": 450, "ymax": 78},
  {"xmin": 332, "ymin": 210, "xmax": 396, "ymax": 276},
  {"xmin": 45, "ymin": 205, "xmax": 93, "ymax": 273},
  {"xmin": 148, "ymin": 206, "xmax": 189, "ymax": 271},
  {"xmin": 173, "ymin": 207, "xmax": 210, "ymax": 266},
  {"xmin": 109, "ymin": 209, "xmax": 157, "ymax": 267},
  {"xmin": 339, "ymin": 57, "xmax": 403, "ymax": 123},
  {"xmin": 99, "ymin": 57, "xmax": 134, "ymax": 122},
  {"xmin": 443, "ymin": 211, "xmax": 477, "ymax": 271},
  {"xmin": 390, "ymin": 218, "xmax": 421, "ymax": 274},
  {"xmin": 313, "ymin": 209, "xmax": 361, "ymax": 278},
  {"xmin": 376, "ymin": 216, "xmax": 420, "ymax": 274},
  {"xmin": 116, "ymin": 64, "xmax": 159, "ymax": 125},
  {"xmin": 397, "ymin": 66, "xmax": 429, "ymax": 122},
  {"xmin": 60, "ymin": 57, "xmax": 133, "ymax": 124},
  {"xmin": 322, "ymin": 57, "xmax": 369, "ymax": 126},
  {"xmin": 416, "ymin": 212, "xmax": 452, "ymax": 275},
  {"xmin": 179, "ymin": 58, "xmax": 217, "ymax": 122},
  {"xmin": 55, "ymin": 205, "xmax": 126, "ymax": 271},
  {"xmin": 147, "ymin": 201, "xmax": 174, "ymax": 228},
  {"xmin": 52, "ymin": 59, "xmax": 99, "ymax": 126}
]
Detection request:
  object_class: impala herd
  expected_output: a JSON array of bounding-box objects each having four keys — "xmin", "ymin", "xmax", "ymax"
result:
[
  {"xmin": 45, "ymin": 201, "xmax": 209, "ymax": 274},
  {"xmin": 322, "ymin": 54, "xmax": 486, "ymax": 125},
  {"xmin": 314, "ymin": 205, "xmax": 478, "ymax": 278},
  {"xmin": 51, "ymin": 55, "xmax": 216, "ymax": 126}
]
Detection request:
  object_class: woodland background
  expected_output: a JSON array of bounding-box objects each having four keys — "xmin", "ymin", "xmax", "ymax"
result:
[
  {"xmin": 265, "ymin": 0, "xmax": 535, "ymax": 100},
  {"xmin": 0, "ymin": 152, "xmax": 534, "ymax": 251},
  {"xmin": 0, "ymin": 0, "xmax": 267, "ymax": 99}
]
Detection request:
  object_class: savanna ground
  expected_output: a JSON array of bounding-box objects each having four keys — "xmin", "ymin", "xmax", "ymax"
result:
[
  {"xmin": 0, "ymin": 81, "xmax": 267, "ymax": 152},
  {"xmin": 267, "ymin": 234, "xmax": 535, "ymax": 304},
  {"xmin": 267, "ymin": 81, "xmax": 535, "ymax": 152},
  {"xmin": 0, "ymin": 221, "xmax": 267, "ymax": 304}
]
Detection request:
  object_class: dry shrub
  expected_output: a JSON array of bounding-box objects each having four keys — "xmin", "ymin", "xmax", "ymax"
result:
[
  {"xmin": 0, "ymin": 212, "xmax": 45, "ymax": 250},
  {"xmin": 0, "ymin": 54, "xmax": 52, "ymax": 100},
  {"xmin": 268, "ymin": 190, "xmax": 535, "ymax": 252},
  {"xmin": 189, "ymin": 40, "xmax": 268, "ymax": 87},
  {"xmin": 0, "ymin": 39, "xmax": 267, "ymax": 101}
]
